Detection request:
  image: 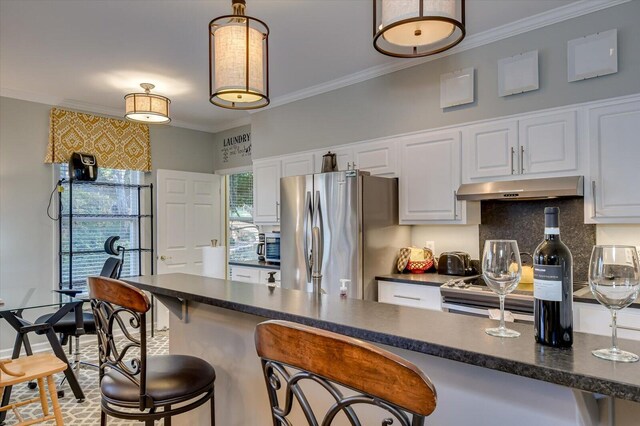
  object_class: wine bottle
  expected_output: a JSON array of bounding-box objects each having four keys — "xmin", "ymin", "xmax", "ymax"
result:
[{"xmin": 533, "ymin": 207, "xmax": 573, "ymax": 347}]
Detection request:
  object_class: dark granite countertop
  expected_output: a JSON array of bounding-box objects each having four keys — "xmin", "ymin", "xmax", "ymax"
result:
[
  {"xmin": 125, "ymin": 273, "xmax": 640, "ymax": 402},
  {"xmin": 375, "ymin": 273, "xmax": 470, "ymax": 287},
  {"xmin": 229, "ymin": 260, "xmax": 280, "ymax": 270}
]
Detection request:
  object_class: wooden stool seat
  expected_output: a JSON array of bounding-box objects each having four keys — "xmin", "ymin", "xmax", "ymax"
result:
[{"xmin": 0, "ymin": 353, "xmax": 67, "ymax": 425}]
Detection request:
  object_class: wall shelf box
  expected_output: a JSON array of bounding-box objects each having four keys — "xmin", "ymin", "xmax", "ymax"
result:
[
  {"xmin": 440, "ymin": 67, "xmax": 475, "ymax": 109},
  {"xmin": 498, "ymin": 50, "xmax": 539, "ymax": 97},
  {"xmin": 568, "ymin": 29, "xmax": 617, "ymax": 82}
]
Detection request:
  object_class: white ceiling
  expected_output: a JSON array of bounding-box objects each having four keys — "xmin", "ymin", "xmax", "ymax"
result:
[{"xmin": 0, "ymin": 0, "xmax": 581, "ymax": 133}]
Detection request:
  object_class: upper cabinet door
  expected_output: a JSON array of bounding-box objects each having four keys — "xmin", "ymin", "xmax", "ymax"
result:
[
  {"xmin": 253, "ymin": 159, "xmax": 281, "ymax": 224},
  {"xmin": 399, "ymin": 131, "xmax": 461, "ymax": 222},
  {"xmin": 588, "ymin": 99, "xmax": 640, "ymax": 220},
  {"xmin": 282, "ymin": 154, "xmax": 314, "ymax": 178},
  {"xmin": 519, "ymin": 111, "xmax": 578, "ymax": 176},
  {"xmin": 352, "ymin": 139, "xmax": 398, "ymax": 176},
  {"xmin": 463, "ymin": 120, "xmax": 518, "ymax": 181}
]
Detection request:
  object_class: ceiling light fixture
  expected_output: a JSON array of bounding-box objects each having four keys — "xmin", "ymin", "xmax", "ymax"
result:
[
  {"xmin": 124, "ymin": 83, "xmax": 171, "ymax": 124},
  {"xmin": 209, "ymin": 0, "xmax": 270, "ymax": 110},
  {"xmin": 373, "ymin": 0, "xmax": 466, "ymax": 58}
]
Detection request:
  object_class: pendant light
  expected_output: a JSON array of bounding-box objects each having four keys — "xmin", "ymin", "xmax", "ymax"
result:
[
  {"xmin": 373, "ymin": 0, "xmax": 465, "ymax": 58},
  {"xmin": 209, "ymin": 0, "xmax": 270, "ymax": 110},
  {"xmin": 124, "ymin": 83, "xmax": 171, "ymax": 124}
]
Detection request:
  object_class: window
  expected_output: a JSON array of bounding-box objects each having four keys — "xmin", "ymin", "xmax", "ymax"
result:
[
  {"xmin": 58, "ymin": 164, "xmax": 142, "ymax": 292},
  {"xmin": 228, "ymin": 172, "xmax": 258, "ymax": 262}
]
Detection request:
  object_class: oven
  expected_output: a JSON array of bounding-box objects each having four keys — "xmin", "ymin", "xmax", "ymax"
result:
[{"xmin": 440, "ymin": 277, "xmax": 534, "ymax": 323}]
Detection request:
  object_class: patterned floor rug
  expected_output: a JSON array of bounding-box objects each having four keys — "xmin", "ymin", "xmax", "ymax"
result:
[{"xmin": 2, "ymin": 331, "xmax": 168, "ymax": 425}]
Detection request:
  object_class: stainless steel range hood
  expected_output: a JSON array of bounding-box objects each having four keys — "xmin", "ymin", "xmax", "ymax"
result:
[{"xmin": 456, "ymin": 176, "xmax": 584, "ymax": 201}]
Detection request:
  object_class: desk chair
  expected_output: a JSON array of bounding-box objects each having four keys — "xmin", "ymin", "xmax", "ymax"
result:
[
  {"xmin": 34, "ymin": 236, "xmax": 124, "ymax": 397},
  {"xmin": 88, "ymin": 276, "xmax": 216, "ymax": 425},
  {"xmin": 0, "ymin": 354, "xmax": 67, "ymax": 425},
  {"xmin": 255, "ymin": 320, "xmax": 438, "ymax": 426}
]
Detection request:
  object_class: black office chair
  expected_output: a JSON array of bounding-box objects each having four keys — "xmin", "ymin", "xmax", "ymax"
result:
[{"xmin": 34, "ymin": 236, "xmax": 125, "ymax": 397}]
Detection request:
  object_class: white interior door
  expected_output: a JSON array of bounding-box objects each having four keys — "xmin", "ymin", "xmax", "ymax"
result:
[{"xmin": 156, "ymin": 169, "xmax": 223, "ymax": 329}]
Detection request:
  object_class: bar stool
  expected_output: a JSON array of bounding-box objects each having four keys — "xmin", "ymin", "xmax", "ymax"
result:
[
  {"xmin": 0, "ymin": 353, "xmax": 67, "ymax": 425},
  {"xmin": 87, "ymin": 276, "xmax": 216, "ymax": 425},
  {"xmin": 255, "ymin": 320, "xmax": 437, "ymax": 426}
]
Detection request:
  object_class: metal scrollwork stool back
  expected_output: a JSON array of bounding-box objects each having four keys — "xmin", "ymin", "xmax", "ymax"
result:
[
  {"xmin": 88, "ymin": 276, "xmax": 216, "ymax": 425},
  {"xmin": 255, "ymin": 320, "xmax": 437, "ymax": 426}
]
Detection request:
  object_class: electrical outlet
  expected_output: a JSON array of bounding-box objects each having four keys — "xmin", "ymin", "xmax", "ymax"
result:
[{"xmin": 425, "ymin": 241, "xmax": 435, "ymax": 254}]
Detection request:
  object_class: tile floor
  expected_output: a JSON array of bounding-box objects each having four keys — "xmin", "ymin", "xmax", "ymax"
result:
[{"xmin": 3, "ymin": 331, "xmax": 168, "ymax": 425}]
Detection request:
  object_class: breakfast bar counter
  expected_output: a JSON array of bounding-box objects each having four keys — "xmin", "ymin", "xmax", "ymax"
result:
[{"xmin": 125, "ymin": 273, "xmax": 640, "ymax": 425}]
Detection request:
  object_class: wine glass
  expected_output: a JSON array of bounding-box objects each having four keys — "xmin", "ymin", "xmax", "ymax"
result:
[
  {"xmin": 589, "ymin": 245, "xmax": 640, "ymax": 362},
  {"xmin": 482, "ymin": 240, "xmax": 522, "ymax": 338}
]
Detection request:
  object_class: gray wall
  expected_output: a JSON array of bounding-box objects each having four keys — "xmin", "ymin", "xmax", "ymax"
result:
[
  {"xmin": 213, "ymin": 124, "xmax": 252, "ymax": 171},
  {"xmin": 0, "ymin": 96, "xmax": 216, "ymax": 353},
  {"xmin": 251, "ymin": 1, "xmax": 640, "ymax": 159}
]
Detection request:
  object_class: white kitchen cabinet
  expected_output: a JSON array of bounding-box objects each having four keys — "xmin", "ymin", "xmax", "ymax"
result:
[
  {"xmin": 259, "ymin": 269, "xmax": 281, "ymax": 287},
  {"xmin": 399, "ymin": 130, "xmax": 479, "ymax": 224},
  {"xmin": 253, "ymin": 159, "xmax": 281, "ymax": 224},
  {"xmin": 313, "ymin": 147, "xmax": 354, "ymax": 173},
  {"xmin": 574, "ymin": 302, "xmax": 640, "ymax": 341},
  {"xmin": 519, "ymin": 111, "xmax": 578, "ymax": 176},
  {"xmin": 463, "ymin": 112, "xmax": 579, "ymax": 182},
  {"xmin": 231, "ymin": 266, "xmax": 261, "ymax": 284},
  {"xmin": 463, "ymin": 119, "xmax": 518, "ymax": 180},
  {"xmin": 352, "ymin": 139, "xmax": 398, "ymax": 177},
  {"xmin": 377, "ymin": 281, "xmax": 442, "ymax": 311},
  {"xmin": 282, "ymin": 153, "xmax": 315, "ymax": 178},
  {"xmin": 587, "ymin": 99, "xmax": 640, "ymax": 222}
]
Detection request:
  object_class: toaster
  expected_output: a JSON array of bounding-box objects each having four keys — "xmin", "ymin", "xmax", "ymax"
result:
[{"xmin": 437, "ymin": 251, "xmax": 475, "ymax": 276}]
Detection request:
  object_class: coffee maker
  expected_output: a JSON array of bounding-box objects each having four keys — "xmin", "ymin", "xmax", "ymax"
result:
[{"xmin": 256, "ymin": 233, "xmax": 266, "ymax": 261}]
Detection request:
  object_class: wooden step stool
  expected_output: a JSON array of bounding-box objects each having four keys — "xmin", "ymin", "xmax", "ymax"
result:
[{"xmin": 0, "ymin": 353, "xmax": 67, "ymax": 425}]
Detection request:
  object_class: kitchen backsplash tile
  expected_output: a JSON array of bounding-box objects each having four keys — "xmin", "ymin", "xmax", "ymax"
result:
[{"xmin": 479, "ymin": 198, "xmax": 595, "ymax": 282}]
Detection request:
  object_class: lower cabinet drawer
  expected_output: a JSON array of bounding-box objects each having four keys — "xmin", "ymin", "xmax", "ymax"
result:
[
  {"xmin": 575, "ymin": 302, "xmax": 640, "ymax": 341},
  {"xmin": 377, "ymin": 280, "xmax": 442, "ymax": 311},
  {"xmin": 231, "ymin": 267, "xmax": 260, "ymax": 284}
]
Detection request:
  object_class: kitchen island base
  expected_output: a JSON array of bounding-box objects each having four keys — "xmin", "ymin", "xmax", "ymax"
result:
[{"xmin": 167, "ymin": 302, "xmax": 635, "ymax": 425}]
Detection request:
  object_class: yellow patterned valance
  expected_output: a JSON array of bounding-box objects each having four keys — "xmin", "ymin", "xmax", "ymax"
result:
[{"xmin": 45, "ymin": 108, "xmax": 151, "ymax": 172}]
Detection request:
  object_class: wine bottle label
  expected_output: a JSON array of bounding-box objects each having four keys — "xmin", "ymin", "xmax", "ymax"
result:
[
  {"xmin": 533, "ymin": 265, "xmax": 563, "ymax": 302},
  {"xmin": 544, "ymin": 227, "xmax": 560, "ymax": 235}
]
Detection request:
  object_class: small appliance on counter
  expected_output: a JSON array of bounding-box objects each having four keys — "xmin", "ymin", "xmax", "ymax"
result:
[
  {"xmin": 437, "ymin": 251, "xmax": 476, "ymax": 276},
  {"xmin": 256, "ymin": 233, "xmax": 266, "ymax": 261},
  {"xmin": 69, "ymin": 152, "xmax": 98, "ymax": 181},
  {"xmin": 264, "ymin": 232, "xmax": 280, "ymax": 264}
]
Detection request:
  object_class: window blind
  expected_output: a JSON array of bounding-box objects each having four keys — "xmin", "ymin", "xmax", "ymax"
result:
[
  {"xmin": 228, "ymin": 172, "xmax": 258, "ymax": 262},
  {"xmin": 59, "ymin": 164, "xmax": 142, "ymax": 291}
]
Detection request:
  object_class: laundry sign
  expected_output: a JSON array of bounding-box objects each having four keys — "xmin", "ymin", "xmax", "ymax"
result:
[{"xmin": 221, "ymin": 131, "xmax": 251, "ymax": 164}]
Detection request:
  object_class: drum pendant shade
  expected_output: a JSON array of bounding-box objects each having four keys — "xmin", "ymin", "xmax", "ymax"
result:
[
  {"xmin": 209, "ymin": 0, "xmax": 270, "ymax": 110},
  {"xmin": 374, "ymin": 0, "xmax": 465, "ymax": 58},
  {"xmin": 124, "ymin": 83, "xmax": 171, "ymax": 124}
]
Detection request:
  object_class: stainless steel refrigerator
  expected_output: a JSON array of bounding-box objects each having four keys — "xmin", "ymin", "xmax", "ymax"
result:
[{"xmin": 280, "ymin": 170, "xmax": 410, "ymax": 301}]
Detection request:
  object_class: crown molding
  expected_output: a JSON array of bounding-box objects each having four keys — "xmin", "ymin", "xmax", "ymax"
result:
[
  {"xmin": 254, "ymin": 0, "xmax": 630, "ymax": 113},
  {"xmin": 0, "ymin": 87, "xmax": 230, "ymax": 134}
]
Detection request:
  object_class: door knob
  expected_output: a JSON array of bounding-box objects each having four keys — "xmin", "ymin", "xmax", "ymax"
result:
[{"xmin": 160, "ymin": 255, "xmax": 172, "ymax": 261}]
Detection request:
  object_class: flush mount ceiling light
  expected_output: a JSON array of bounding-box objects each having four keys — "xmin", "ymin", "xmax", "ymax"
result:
[
  {"xmin": 373, "ymin": 0, "xmax": 466, "ymax": 58},
  {"xmin": 124, "ymin": 83, "xmax": 171, "ymax": 124},
  {"xmin": 209, "ymin": 0, "xmax": 270, "ymax": 110}
]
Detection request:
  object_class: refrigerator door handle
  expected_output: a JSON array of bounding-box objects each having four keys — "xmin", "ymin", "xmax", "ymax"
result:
[
  {"xmin": 304, "ymin": 191, "xmax": 313, "ymax": 282},
  {"xmin": 312, "ymin": 190, "xmax": 324, "ymax": 268}
]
